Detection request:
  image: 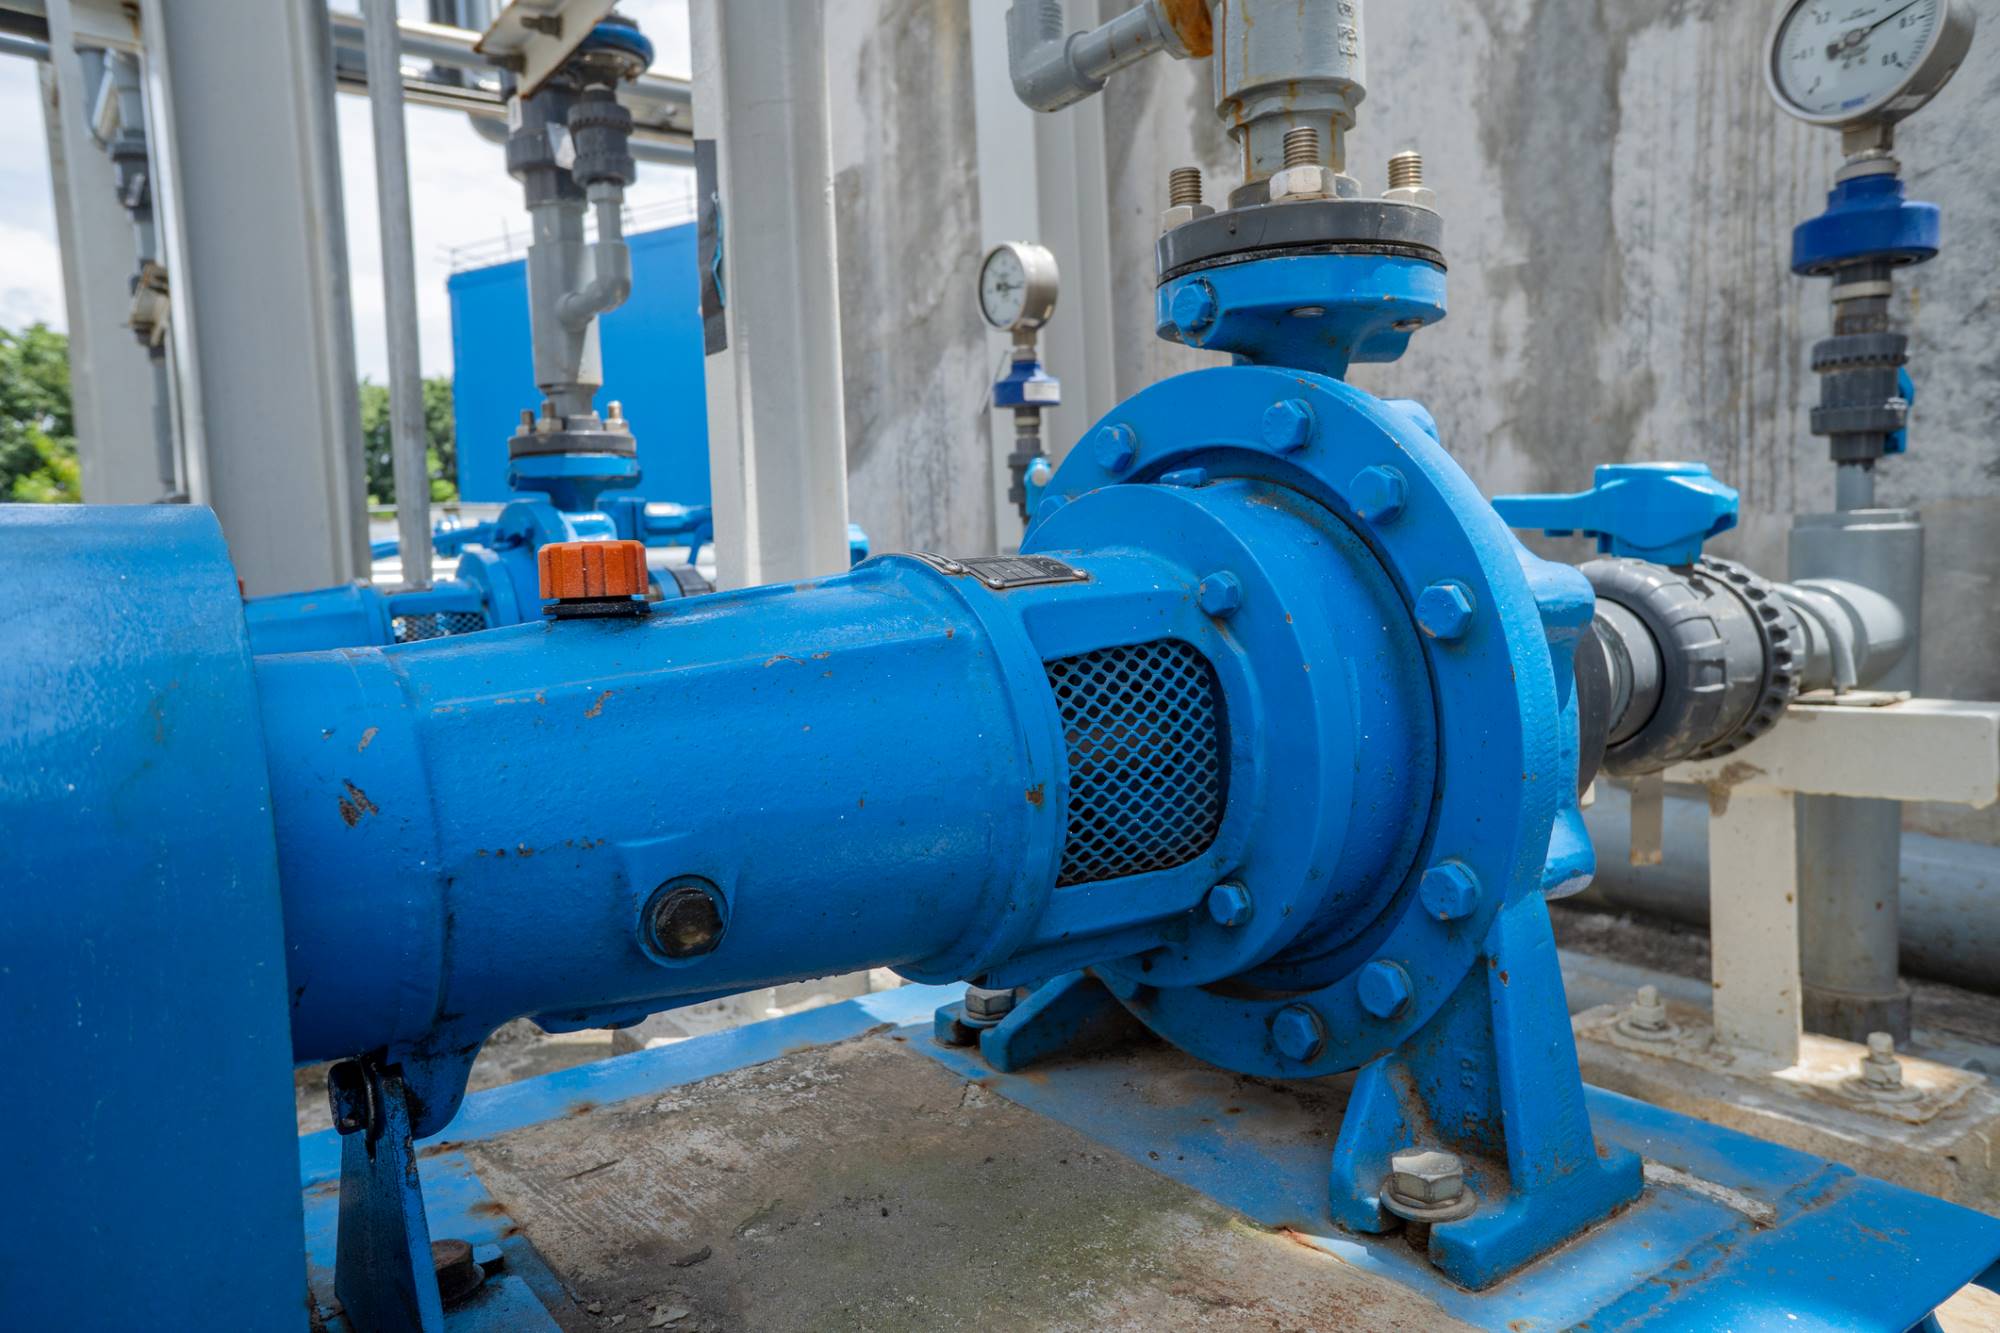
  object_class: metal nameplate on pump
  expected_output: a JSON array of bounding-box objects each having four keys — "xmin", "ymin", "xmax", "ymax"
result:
[{"xmin": 903, "ymin": 553, "xmax": 1089, "ymax": 590}]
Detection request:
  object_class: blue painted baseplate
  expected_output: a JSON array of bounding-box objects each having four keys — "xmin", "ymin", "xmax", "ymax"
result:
[{"xmin": 299, "ymin": 986, "xmax": 2000, "ymax": 1331}]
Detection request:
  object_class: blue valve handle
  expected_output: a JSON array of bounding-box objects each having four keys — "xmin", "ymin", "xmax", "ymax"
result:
[
  {"xmin": 1888, "ymin": 366, "xmax": 1915, "ymax": 455},
  {"xmin": 1490, "ymin": 462, "xmax": 1738, "ymax": 566}
]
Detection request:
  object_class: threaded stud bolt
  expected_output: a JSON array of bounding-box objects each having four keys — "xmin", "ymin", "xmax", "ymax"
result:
[
  {"xmin": 1387, "ymin": 150, "xmax": 1423, "ymax": 190},
  {"xmin": 1282, "ymin": 126, "xmax": 1321, "ymax": 169},
  {"xmin": 1168, "ymin": 166, "xmax": 1204, "ymax": 207}
]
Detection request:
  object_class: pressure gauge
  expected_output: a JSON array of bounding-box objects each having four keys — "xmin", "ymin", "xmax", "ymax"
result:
[
  {"xmin": 1765, "ymin": 0, "xmax": 1975, "ymax": 128},
  {"xmin": 977, "ymin": 242, "xmax": 1060, "ymax": 332}
]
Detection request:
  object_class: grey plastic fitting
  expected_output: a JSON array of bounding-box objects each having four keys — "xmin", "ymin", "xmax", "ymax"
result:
[{"xmin": 1005, "ymin": 0, "xmax": 1197, "ymax": 112}]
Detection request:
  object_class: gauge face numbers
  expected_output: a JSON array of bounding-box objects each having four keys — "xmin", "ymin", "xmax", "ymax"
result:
[
  {"xmin": 1770, "ymin": 0, "xmax": 1948, "ymax": 121},
  {"xmin": 977, "ymin": 242, "xmax": 1059, "ymax": 332},
  {"xmin": 979, "ymin": 246, "xmax": 1031, "ymax": 329}
]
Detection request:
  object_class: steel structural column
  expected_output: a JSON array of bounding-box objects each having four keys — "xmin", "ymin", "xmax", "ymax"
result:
[
  {"xmin": 690, "ymin": 0, "xmax": 852, "ymax": 588},
  {"xmin": 40, "ymin": 2, "xmax": 163, "ymax": 502},
  {"xmin": 360, "ymin": 0, "xmax": 433, "ymax": 589},
  {"xmin": 142, "ymin": 0, "xmax": 369, "ymax": 594}
]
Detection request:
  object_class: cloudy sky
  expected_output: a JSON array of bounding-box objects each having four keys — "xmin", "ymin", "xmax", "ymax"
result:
[{"xmin": 0, "ymin": 0, "xmax": 693, "ymax": 382}]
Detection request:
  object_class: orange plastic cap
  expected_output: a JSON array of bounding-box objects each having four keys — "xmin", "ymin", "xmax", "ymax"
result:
[{"xmin": 538, "ymin": 539, "xmax": 649, "ymax": 601}]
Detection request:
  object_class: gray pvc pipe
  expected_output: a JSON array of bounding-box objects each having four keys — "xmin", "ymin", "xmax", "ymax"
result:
[{"xmin": 1579, "ymin": 783, "xmax": 2000, "ymax": 996}]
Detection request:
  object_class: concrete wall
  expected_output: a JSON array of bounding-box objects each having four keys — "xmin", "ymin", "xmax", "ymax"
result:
[
  {"xmin": 1098, "ymin": 0, "xmax": 2000, "ymax": 841},
  {"xmin": 827, "ymin": 0, "xmax": 997, "ymax": 557},
  {"xmin": 829, "ymin": 0, "xmax": 1999, "ymax": 837}
]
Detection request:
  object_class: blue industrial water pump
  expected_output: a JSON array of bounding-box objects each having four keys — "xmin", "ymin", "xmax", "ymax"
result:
[
  {"xmin": 6, "ymin": 161, "xmax": 1662, "ymax": 1325},
  {"xmin": 7, "ymin": 7, "xmax": 1999, "ymax": 1327}
]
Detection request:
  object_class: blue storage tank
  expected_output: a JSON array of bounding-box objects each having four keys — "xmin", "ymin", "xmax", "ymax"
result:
[{"xmin": 446, "ymin": 222, "xmax": 710, "ymax": 505}]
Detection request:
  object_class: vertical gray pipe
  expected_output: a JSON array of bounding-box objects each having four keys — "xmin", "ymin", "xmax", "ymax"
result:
[
  {"xmin": 1790, "ymin": 510, "xmax": 1924, "ymax": 1042},
  {"xmin": 361, "ymin": 0, "xmax": 433, "ymax": 588}
]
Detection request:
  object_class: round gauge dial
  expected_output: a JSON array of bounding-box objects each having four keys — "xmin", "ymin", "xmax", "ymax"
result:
[
  {"xmin": 977, "ymin": 242, "xmax": 1060, "ymax": 332},
  {"xmin": 1766, "ymin": 0, "xmax": 1975, "ymax": 127}
]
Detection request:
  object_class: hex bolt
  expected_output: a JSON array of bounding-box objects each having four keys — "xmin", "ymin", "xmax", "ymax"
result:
[
  {"xmin": 1093, "ymin": 423, "xmax": 1139, "ymax": 474},
  {"xmin": 1418, "ymin": 862, "xmax": 1481, "ymax": 921},
  {"xmin": 1162, "ymin": 165, "xmax": 1215, "ymax": 232},
  {"xmin": 1415, "ymin": 581, "xmax": 1476, "ymax": 641},
  {"xmin": 1358, "ymin": 959, "xmax": 1414, "ymax": 1019},
  {"xmin": 1198, "ymin": 572, "xmax": 1243, "ymax": 618},
  {"xmin": 1383, "ymin": 148, "xmax": 1438, "ymax": 210},
  {"xmin": 1171, "ymin": 281, "xmax": 1219, "ymax": 336},
  {"xmin": 1859, "ymin": 1031, "xmax": 1904, "ymax": 1089},
  {"xmin": 1262, "ymin": 399, "xmax": 1315, "ymax": 452},
  {"xmin": 1205, "ymin": 881, "xmax": 1254, "ymax": 928},
  {"xmin": 1382, "ymin": 1147, "xmax": 1474, "ymax": 1223},
  {"xmin": 1349, "ymin": 465, "xmax": 1408, "ymax": 524},
  {"xmin": 963, "ymin": 984, "xmax": 1018, "ymax": 1023},
  {"xmin": 1617, "ymin": 984, "xmax": 1676, "ymax": 1041},
  {"xmin": 1283, "ymin": 126, "xmax": 1321, "ymax": 169},
  {"xmin": 517, "ymin": 408, "xmax": 534, "ymax": 431},
  {"xmin": 1271, "ymin": 1004, "xmax": 1326, "ymax": 1061},
  {"xmin": 432, "ymin": 1238, "xmax": 486, "ymax": 1308}
]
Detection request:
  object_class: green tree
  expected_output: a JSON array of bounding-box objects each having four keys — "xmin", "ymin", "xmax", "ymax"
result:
[
  {"xmin": 359, "ymin": 375, "xmax": 458, "ymax": 507},
  {"xmin": 0, "ymin": 323, "xmax": 82, "ymax": 503}
]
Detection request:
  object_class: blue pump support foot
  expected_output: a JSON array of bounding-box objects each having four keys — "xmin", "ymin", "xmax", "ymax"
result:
[
  {"xmin": 333, "ymin": 1060, "xmax": 446, "ymax": 1333},
  {"xmin": 1327, "ymin": 894, "xmax": 1642, "ymax": 1288}
]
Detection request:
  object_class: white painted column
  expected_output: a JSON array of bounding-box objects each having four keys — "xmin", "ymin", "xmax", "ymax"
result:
[
  {"xmin": 690, "ymin": 0, "xmax": 851, "ymax": 589},
  {"xmin": 1706, "ymin": 786, "xmax": 1802, "ymax": 1065},
  {"xmin": 40, "ymin": 2, "xmax": 165, "ymax": 503},
  {"xmin": 141, "ymin": 0, "xmax": 369, "ymax": 594}
]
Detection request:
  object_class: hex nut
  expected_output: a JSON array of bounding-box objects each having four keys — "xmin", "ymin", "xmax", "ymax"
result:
[
  {"xmin": 1617, "ymin": 984, "xmax": 1678, "ymax": 1041},
  {"xmin": 1415, "ymin": 581, "xmax": 1476, "ymax": 641},
  {"xmin": 1093, "ymin": 423, "xmax": 1139, "ymax": 474},
  {"xmin": 1198, "ymin": 572, "xmax": 1244, "ymax": 617},
  {"xmin": 1271, "ymin": 1004, "xmax": 1326, "ymax": 1061},
  {"xmin": 1269, "ymin": 164, "xmax": 1338, "ymax": 203},
  {"xmin": 1389, "ymin": 1149, "xmax": 1465, "ymax": 1206},
  {"xmin": 1205, "ymin": 881, "xmax": 1254, "ymax": 927},
  {"xmin": 1160, "ymin": 202, "xmax": 1216, "ymax": 232},
  {"xmin": 1357, "ymin": 959, "xmax": 1413, "ymax": 1019},
  {"xmin": 1262, "ymin": 399, "xmax": 1315, "ymax": 452},
  {"xmin": 963, "ymin": 985, "xmax": 1018, "ymax": 1020},
  {"xmin": 1418, "ymin": 862, "xmax": 1481, "ymax": 921},
  {"xmin": 1171, "ymin": 282, "xmax": 1220, "ymax": 335},
  {"xmin": 1383, "ymin": 185, "xmax": 1438, "ymax": 210},
  {"xmin": 1349, "ymin": 465, "xmax": 1408, "ymax": 524}
]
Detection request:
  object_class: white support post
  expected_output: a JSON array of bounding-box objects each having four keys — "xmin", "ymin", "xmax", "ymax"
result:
[
  {"xmin": 1666, "ymin": 697, "xmax": 2000, "ymax": 1066},
  {"xmin": 141, "ymin": 0, "xmax": 370, "ymax": 594},
  {"xmin": 41, "ymin": 1, "xmax": 166, "ymax": 502},
  {"xmin": 690, "ymin": 0, "xmax": 851, "ymax": 589},
  {"xmin": 1706, "ymin": 786, "xmax": 1802, "ymax": 1064}
]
